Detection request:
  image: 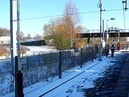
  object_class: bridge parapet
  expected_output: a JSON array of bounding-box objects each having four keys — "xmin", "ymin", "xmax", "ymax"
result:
[
  {"xmin": 119, "ymin": 29, "xmax": 129, "ymax": 32},
  {"xmin": 87, "ymin": 29, "xmax": 100, "ymax": 33},
  {"xmin": 79, "ymin": 28, "xmax": 129, "ymax": 38},
  {"xmin": 86, "ymin": 29, "xmax": 129, "ymax": 33}
]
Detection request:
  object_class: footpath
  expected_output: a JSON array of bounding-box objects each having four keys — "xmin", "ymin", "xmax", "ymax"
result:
[{"xmin": 111, "ymin": 52, "xmax": 129, "ymax": 97}]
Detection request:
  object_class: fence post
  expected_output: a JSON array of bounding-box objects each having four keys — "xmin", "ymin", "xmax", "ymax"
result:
[
  {"xmin": 27, "ymin": 55, "xmax": 29, "ymax": 71},
  {"xmin": 58, "ymin": 51, "xmax": 62, "ymax": 78},
  {"xmin": 91, "ymin": 47, "xmax": 93, "ymax": 62},
  {"xmin": 39, "ymin": 53, "xmax": 41, "ymax": 65},
  {"xmin": 15, "ymin": 56, "xmax": 24, "ymax": 97},
  {"xmin": 17, "ymin": 70, "xmax": 24, "ymax": 97},
  {"xmin": 15, "ymin": 56, "xmax": 18, "ymax": 97},
  {"xmin": 80, "ymin": 48, "xmax": 83, "ymax": 68}
]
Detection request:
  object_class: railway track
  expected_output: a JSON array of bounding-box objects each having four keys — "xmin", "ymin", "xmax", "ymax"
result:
[
  {"xmin": 84, "ymin": 53, "xmax": 129, "ymax": 97},
  {"xmin": 38, "ymin": 58, "xmax": 108, "ymax": 97}
]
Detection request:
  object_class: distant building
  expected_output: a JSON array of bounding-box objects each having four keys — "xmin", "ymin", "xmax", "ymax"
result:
[
  {"xmin": 20, "ymin": 39, "xmax": 46, "ymax": 46},
  {"xmin": 0, "ymin": 36, "xmax": 46, "ymax": 46},
  {"xmin": 127, "ymin": 37, "xmax": 129, "ymax": 42},
  {"xmin": 0, "ymin": 36, "xmax": 10, "ymax": 45}
]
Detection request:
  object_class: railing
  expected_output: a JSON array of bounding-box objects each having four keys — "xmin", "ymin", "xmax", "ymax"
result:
[
  {"xmin": 85, "ymin": 29, "xmax": 129, "ymax": 33},
  {"xmin": 0, "ymin": 45, "xmax": 98, "ymax": 96}
]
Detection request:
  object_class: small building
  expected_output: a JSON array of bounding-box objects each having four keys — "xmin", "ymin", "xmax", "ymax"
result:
[{"xmin": 0, "ymin": 36, "xmax": 10, "ymax": 45}]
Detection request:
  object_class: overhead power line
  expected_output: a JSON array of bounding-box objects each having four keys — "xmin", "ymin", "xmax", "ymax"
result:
[
  {"xmin": 105, "ymin": 8, "xmax": 123, "ymax": 12},
  {"xmin": 20, "ymin": 14, "xmax": 63, "ymax": 21},
  {"xmin": 20, "ymin": 8, "xmax": 124, "ymax": 21}
]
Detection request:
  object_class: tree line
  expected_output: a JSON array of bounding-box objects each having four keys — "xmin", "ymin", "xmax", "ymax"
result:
[
  {"xmin": 0, "ymin": 28, "xmax": 10, "ymax": 36},
  {"xmin": 0, "ymin": 1, "xmax": 88, "ymax": 50},
  {"xmin": 43, "ymin": 1, "xmax": 87, "ymax": 50}
]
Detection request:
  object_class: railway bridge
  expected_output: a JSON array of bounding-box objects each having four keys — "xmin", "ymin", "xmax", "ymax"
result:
[{"xmin": 78, "ymin": 29, "xmax": 129, "ymax": 38}]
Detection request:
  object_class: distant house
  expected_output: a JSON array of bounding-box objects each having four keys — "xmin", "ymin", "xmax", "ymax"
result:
[
  {"xmin": 0, "ymin": 36, "xmax": 46, "ymax": 46},
  {"xmin": 0, "ymin": 36, "xmax": 10, "ymax": 45}
]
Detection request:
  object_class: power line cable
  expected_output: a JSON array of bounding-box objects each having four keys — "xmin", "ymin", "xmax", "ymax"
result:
[
  {"xmin": 20, "ymin": 14, "xmax": 63, "ymax": 21},
  {"xmin": 20, "ymin": 11, "xmax": 99, "ymax": 21},
  {"xmin": 105, "ymin": 8, "xmax": 123, "ymax": 12},
  {"xmin": 20, "ymin": 8, "xmax": 124, "ymax": 21}
]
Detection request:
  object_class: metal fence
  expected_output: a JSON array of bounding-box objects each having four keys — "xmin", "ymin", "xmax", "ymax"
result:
[{"xmin": 0, "ymin": 45, "xmax": 98, "ymax": 96}]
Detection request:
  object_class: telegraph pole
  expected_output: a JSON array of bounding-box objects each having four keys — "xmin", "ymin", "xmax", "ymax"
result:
[
  {"xmin": 98, "ymin": 0, "xmax": 103, "ymax": 61},
  {"xmin": 10, "ymin": 0, "xmax": 14, "ymax": 75},
  {"xmin": 17, "ymin": 0, "xmax": 21, "ymax": 71},
  {"xmin": 10, "ymin": 0, "xmax": 23, "ymax": 96},
  {"xmin": 16, "ymin": 0, "xmax": 24, "ymax": 97},
  {"xmin": 10, "ymin": 0, "xmax": 17, "ymax": 75}
]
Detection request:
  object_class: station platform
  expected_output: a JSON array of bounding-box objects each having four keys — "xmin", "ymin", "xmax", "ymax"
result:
[{"xmin": 111, "ymin": 53, "xmax": 129, "ymax": 97}]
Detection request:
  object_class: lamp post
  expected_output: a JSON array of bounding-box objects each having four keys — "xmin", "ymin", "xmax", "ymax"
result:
[{"xmin": 106, "ymin": 18, "xmax": 116, "ymax": 43}]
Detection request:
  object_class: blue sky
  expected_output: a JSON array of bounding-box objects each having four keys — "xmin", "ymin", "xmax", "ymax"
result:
[{"xmin": 0, "ymin": 0, "xmax": 128, "ymax": 36}]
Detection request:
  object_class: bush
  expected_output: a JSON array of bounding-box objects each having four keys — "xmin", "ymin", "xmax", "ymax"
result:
[
  {"xmin": 21, "ymin": 46, "xmax": 27, "ymax": 54},
  {"xmin": 0, "ymin": 46, "xmax": 27, "ymax": 57},
  {"xmin": 0, "ymin": 46, "xmax": 10, "ymax": 56}
]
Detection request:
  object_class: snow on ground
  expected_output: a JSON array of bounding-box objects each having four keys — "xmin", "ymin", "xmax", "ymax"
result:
[
  {"xmin": 3, "ymin": 50, "xmax": 124, "ymax": 97},
  {"xmin": 25, "ymin": 46, "xmax": 57, "ymax": 55},
  {"xmin": 0, "ymin": 46, "xmax": 57, "ymax": 60}
]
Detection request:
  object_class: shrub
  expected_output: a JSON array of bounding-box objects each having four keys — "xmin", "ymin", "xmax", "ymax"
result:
[
  {"xmin": 21, "ymin": 46, "xmax": 27, "ymax": 54},
  {"xmin": 0, "ymin": 46, "xmax": 10, "ymax": 57}
]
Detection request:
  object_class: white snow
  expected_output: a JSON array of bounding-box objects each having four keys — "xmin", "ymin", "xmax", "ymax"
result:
[
  {"xmin": 0, "ymin": 36, "xmax": 10, "ymax": 41},
  {"xmin": 25, "ymin": 46, "xmax": 57, "ymax": 55},
  {"xmin": 0, "ymin": 46, "xmax": 57, "ymax": 59},
  {"xmin": 3, "ymin": 49, "xmax": 125, "ymax": 97}
]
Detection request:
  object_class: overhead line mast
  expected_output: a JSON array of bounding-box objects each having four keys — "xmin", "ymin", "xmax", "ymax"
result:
[{"xmin": 122, "ymin": 0, "xmax": 128, "ymax": 11}]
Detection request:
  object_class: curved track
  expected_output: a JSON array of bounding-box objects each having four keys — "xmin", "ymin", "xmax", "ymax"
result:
[{"xmin": 38, "ymin": 58, "xmax": 108, "ymax": 97}]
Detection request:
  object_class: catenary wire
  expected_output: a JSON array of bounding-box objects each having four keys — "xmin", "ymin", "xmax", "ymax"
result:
[{"xmin": 20, "ymin": 8, "xmax": 123, "ymax": 21}]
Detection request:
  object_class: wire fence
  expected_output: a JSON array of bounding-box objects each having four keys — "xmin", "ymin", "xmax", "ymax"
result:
[{"xmin": 0, "ymin": 45, "xmax": 98, "ymax": 96}]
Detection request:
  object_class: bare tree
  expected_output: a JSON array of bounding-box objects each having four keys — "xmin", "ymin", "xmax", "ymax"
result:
[
  {"xmin": 27, "ymin": 34, "xmax": 31, "ymax": 39},
  {"xmin": 19, "ymin": 31, "xmax": 24, "ymax": 40},
  {"xmin": 43, "ymin": 1, "xmax": 85, "ymax": 49},
  {"xmin": 62, "ymin": 1, "xmax": 82, "ymax": 48},
  {"xmin": 0, "ymin": 28, "xmax": 10, "ymax": 36},
  {"xmin": 34, "ymin": 33, "xmax": 43, "ymax": 40}
]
